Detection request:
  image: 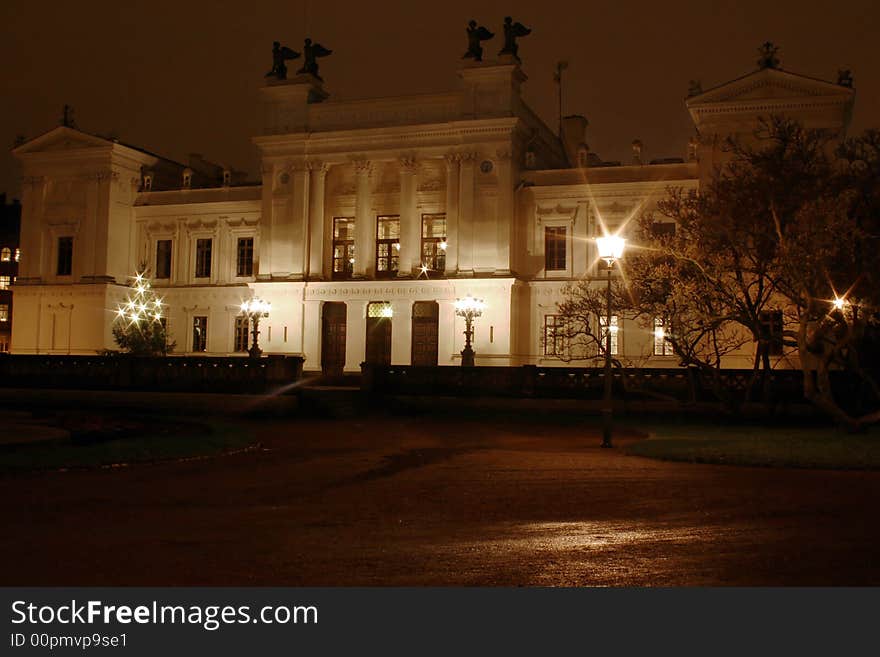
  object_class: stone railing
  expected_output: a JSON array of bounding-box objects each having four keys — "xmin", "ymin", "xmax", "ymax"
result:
[
  {"xmin": 361, "ymin": 364, "xmax": 809, "ymax": 403},
  {"xmin": 0, "ymin": 355, "xmax": 304, "ymax": 393}
]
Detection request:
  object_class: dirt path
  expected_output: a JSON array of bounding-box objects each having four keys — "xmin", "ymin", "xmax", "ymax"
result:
[{"xmin": 1, "ymin": 413, "xmax": 878, "ymax": 586}]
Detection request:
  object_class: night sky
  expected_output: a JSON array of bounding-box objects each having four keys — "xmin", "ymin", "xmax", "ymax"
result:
[{"xmin": 1, "ymin": 0, "xmax": 877, "ymax": 196}]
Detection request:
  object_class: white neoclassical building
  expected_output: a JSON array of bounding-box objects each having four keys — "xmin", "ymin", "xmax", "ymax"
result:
[{"xmin": 10, "ymin": 52, "xmax": 855, "ymax": 372}]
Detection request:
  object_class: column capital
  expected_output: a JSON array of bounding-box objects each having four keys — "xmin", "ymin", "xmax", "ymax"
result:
[
  {"xmin": 306, "ymin": 160, "xmax": 329, "ymax": 175},
  {"xmin": 457, "ymin": 151, "xmax": 479, "ymax": 163},
  {"xmin": 444, "ymin": 153, "xmax": 460, "ymax": 169},
  {"xmin": 352, "ymin": 159, "xmax": 373, "ymax": 176},
  {"xmin": 399, "ymin": 156, "xmax": 418, "ymax": 173},
  {"xmin": 495, "ymin": 147, "xmax": 513, "ymax": 161}
]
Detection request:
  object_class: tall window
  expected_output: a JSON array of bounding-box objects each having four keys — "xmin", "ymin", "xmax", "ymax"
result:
[
  {"xmin": 543, "ymin": 315, "xmax": 567, "ymax": 357},
  {"xmin": 192, "ymin": 316, "xmax": 208, "ymax": 352},
  {"xmin": 599, "ymin": 315, "xmax": 619, "ymax": 356},
  {"xmin": 421, "ymin": 214, "xmax": 447, "ymax": 272},
  {"xmin": 0, "ymin": 248, "xmax": 10, "ymax": 262},
  {"xmin": 57, "ymin": 237, "xmax": 73, "ymax": 276},
  {"xmin": 653, "ymin": 317, "xmax": 673, "ymax": 356},
  {"xmin": 236, "ymin": 237, "xmax": 254, "ymax": 277},
  {"xmin": 759, "ymin": 310, "xmax": 784, "ymax": 356},
  {"xmin": 0, "ymin": 276, "xmax": 9, "ymax": 290},
  {"xmin": 155, "ymin": 240, "xmax": 172, "ymax": 279},
  {"xmin": 376, "ymin": 215, "xmax": 400, "ymax": 278},
  {"xmin": 545, "ymin": 226, "xmax": 566, "ymax": 271},
  {"xmin": 234, "ymin": 315, "xmax": 249, "ymax": 352},
  {"xmin": 14, "ymin": 248, "xmax": 20, "ymax": 262},
  {"xmin": 332, "ymin": 217, "xmax": 355, "ymax": 280},
  {"xmin": 0, "ymin": 304, "xmax": 8, "ymax": 322},
  {"xmin": 195, "ymin": 238, "xmax": 212, "ymax": 278}
]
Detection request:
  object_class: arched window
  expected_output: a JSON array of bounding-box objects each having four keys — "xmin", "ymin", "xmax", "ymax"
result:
[{"xmin": 0, "ymin": 248, "xmax": 10, "ymax": 262}]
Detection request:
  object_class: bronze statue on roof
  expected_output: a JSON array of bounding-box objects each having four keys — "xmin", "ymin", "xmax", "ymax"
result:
[
  {"xmin": 463, "ymin": 20, "xmax": 494, "ymax": 62},
  {"xmin": 266, "ymin": 41, "xmax": 301, "ymax": 80},
  {"xmin": 297, "ymin": 38, "xmax": 333, "ymax": 81},
  {"xmin": 757, "ymin": 42, "xmax": 780, "ymax": 69},
  {"xmin": 498, "ymin": 16, "xmax": 531, "ymax": 61}
]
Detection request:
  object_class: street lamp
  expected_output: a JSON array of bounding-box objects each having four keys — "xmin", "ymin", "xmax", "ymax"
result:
[
  {"xmin": 454, "ymin": 295, "xmax": 486, "ymax": 367},
  {"xmin": 240, "ymin": 297, "xmax": 271, "ymax": 359},
  {"xmin": 596, "ymin": 235, "xmax": 626, "ymax": 448}
]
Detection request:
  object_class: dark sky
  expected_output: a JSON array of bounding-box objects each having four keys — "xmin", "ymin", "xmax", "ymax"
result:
[{"xmin": 1, "ymin": 0, "xmax": 878, "ymax": 196}]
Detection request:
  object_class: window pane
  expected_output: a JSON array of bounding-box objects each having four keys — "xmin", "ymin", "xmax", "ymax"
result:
[
  {"xmin": 156, "ymin": 240, "xmax": 172, "ymax": 278},
  {"xmin": 0, "ymin": 276, "xmax": 9, "ymax": 290},
  {"xmin": 195, "ymin": 239, "xmax": 212, "ymax": 278},
  {"xmin": 377, "ymin": 216, "xmax": 400, "ymax": 239},
  {"xmin": 599, "ymin": 315, "xmax": 619, "ymax": 355},
  {"xmin": 545, "ymin": 226, "xmax": 566, "ymax": 271},
  {"xmin": 236, "ymin": 237, "xmax": 254, "ymax": 277},
  {"xmin": 234, "ymin": 315, "xmax": 249, "ymax": 352},
  {"xmin": 422, "ymin": 214, "xmax": 446, "ymax": 238},
  {"xmin": 57, "ymin": 237, "xmax": 73, "ymax": 276},
  {"xmin": 192, "ymin": 316, "xmax": 208, "ymax": 352}
]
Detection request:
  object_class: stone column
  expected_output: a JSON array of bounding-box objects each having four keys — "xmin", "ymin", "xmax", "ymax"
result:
[
  {"xmin": 352, "ymin": 160, "xmax": 373, "ymax": 278},
  {"xmin": 397, "ymin": 156, "xmax": 418, "ymax": 277},
  {"xmin": 494, "ymin": 148, "xmax": 513, "ymax": 275},
  {"xmin": 302, "ymin": 297, "xmax": 322, "ymax": 370},
  {"xmin": 443, "ymin": 155, "xmax": 460, "ymax": 275},
  {"xmin": 345, "ymin": 299, "xmax": 368, "ymax": 371},
  {"xmin": 257, "ymin": 163, "xmax": 274, "ymax": 280},
  {"xmin": 290, "ymin": 165, "xmax": 311, "ymax": 279},
  {"xmin": 457, "ymin": 152, "xmax": 477, "ymax": 275},
  {"xmin": 307, "ymin": 161, "xmax": 328, "ymax": 280},
  {"xmin": 390, "ymin": 299, "xmax": 413, "ymax": 364}
]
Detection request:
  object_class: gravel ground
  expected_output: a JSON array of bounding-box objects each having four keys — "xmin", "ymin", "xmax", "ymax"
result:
[{"xmin": 1, "ymin": 412, "xmax": 878, "ymax": 586}]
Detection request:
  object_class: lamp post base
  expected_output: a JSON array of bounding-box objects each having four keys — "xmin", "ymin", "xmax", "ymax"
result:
[
  {"xmin": 460, "ymin": 346, "xmax": 475, "ymax": 367},
  {"xmin": 248, "ymin": 346, "xmax": 263, "ymax": 359}
]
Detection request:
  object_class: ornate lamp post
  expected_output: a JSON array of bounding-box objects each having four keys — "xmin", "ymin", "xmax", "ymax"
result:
[
  {"xmin": 454, "ymin": 296, "xmax": 486, "ymax": 367},
  {"xmin": 596, "ymin": 235, "xmax": 626, "ymax": 448},
  {"xmin": 240, "ymin": 298, "xmax": 271, "ymax": 359}
]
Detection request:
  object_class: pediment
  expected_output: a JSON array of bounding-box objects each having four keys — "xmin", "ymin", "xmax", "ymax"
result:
[
  {"xmin": 13, "ymin": 126, "xmax": 113, "ymax": 156},
  {"xmin": 688, "ymin": 68, "xmax": 853, "ymax": 107}
]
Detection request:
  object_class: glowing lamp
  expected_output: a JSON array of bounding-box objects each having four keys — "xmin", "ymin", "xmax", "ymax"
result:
[{"xmin": 596, "ymin": 235, "xmax": 626, "ymax": 262}]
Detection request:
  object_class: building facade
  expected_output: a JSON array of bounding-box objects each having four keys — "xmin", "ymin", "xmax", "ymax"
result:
[
  {"xmin": 10, "ymin": 52, "xmax": 855, "ymax": 371},
  {"xmin": 0, "ymin": 194, "xmax": 21, "ymax": 353}
]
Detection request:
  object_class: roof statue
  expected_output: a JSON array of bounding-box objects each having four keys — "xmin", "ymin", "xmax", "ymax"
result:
[
  {"xmin": 687, "ymin": 79, "xmax": 703, "ymax": 97},
  {"xmin": 498, "ymin": 16, "xmax": 531, "ymax": 61},
  {"xmin": 463, "ymin": 20, "xmax": 494, "ymax": 62},
  {"xmin": 837, "ymin": 69, "xmax": 854, "ymax": 88},
  {"xmin": 266, "ymin": 41, "xmax": 301, "ymax": 80},
  {"xmin": 60, "ymin": 104, "xmax": 77, "ymax": 129},
  {"xmin": 297, "ymin": 38, "xmax": 333, "ymax": 81},
  {"xmin": 757, "ymin": 42, "xmax": 780, "ymax": 69}
]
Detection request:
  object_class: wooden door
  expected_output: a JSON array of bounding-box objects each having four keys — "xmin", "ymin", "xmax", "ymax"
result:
[
  {"xmin": 321, "ymin": 302, "xmax": 347, "ymax": 375},
  {"xmin": 365, "ymin": 302, "xmax": 392, "ymax": 365},
  {"xmin": 411, "ymin": 301, "xmax": 439, "ymax": 366}
]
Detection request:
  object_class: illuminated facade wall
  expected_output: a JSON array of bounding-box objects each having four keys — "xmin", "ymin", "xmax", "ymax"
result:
[{"xmin": 10, "ymin": 60, "xmax": 854, "ymax": 370}]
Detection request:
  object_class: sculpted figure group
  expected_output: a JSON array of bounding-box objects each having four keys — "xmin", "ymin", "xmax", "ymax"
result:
[
  {"xmin": 266, "ymin": 38, "xmax": 333, "ymax": 81},
  {"xmin": 266, "ymin": 16, "xmax": 532, "ymax": 81},
  {"xmin": 464, "ymin": 16, "xmax": 531, "ymax": 62}
]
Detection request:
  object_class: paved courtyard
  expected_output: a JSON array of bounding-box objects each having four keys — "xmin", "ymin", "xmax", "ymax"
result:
[{"xmin": 2, "ymin": 411, "xmax": 879, "ymax": 586}]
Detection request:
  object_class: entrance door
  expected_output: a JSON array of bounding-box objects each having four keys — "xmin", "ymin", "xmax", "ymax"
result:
[
  {"xmin": 365, "ymin": 301, "xmax": 392, "ymax": 365},
  {"xmin": 321, "ymin": 302, "xmax": 347, "ymax": 375},
  {"xmin": 411, "ymin": 301, "xmax": 439, "ymax": 366}
]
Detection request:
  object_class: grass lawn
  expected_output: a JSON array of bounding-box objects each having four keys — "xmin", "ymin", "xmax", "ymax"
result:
[
  {"xmin": 0, "ymin": 417, "xmax": 254, "ymax": 475},
  {"xmin": 625, "ymin": 418, "xmax": 880, "ymax": 469}
]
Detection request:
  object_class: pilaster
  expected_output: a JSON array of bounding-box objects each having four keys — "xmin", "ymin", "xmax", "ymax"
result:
[
  {"xmin": 443, "ymin": 155, "xmax": 460, "ymax": 275},
  {"xmin": 397, "ymin": 157, "xmax": 419, "ymax": 277},
  {"xmin": 307, "ymin": 162, "xmax": 328, "ymax": 280},
  {"xmin": 457, "ymin": 152, "xmax": 477, "ymax": 275},
  {"xmin": 353, "ymin": 160, "xmax": 373, "ymax": 278}
]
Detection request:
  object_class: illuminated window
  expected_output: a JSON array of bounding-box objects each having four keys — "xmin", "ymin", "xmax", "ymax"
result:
[
  {"xmin": 543, "ymin": 315, "xmax": 567, "ymax": 357},
  {"xmin": 234, "ymin": 315, "xmax": 249, "ymax": 352},
  {"xmin": 421, "ymin": 214, "xmax": 446, "ymax": 272},
  {"xmin": 192, "ymin": 316, "xmax": 208, "ymax": 352},
  {"xmin": 367, "ymin": 301, "xmax": 393, "ymax": 318},
  {"xmin": 0, "ymin": 304, "xmax": 8, "ymax": 322},
  {"xmin": 332, "ymin": 217, "xmax": 355, "ymax": 280},
  {"xmin": 57, "ymin": 237, "xmax": 73, "ymax": 276},
  {"xmin": 545, "ymin": 226, "xmax": 566, "ymax": 271},
  {"xmin": 155, "ymin": 240, "xmax": 172, "ymax": 279},
  {"xmin": 599, "ymin": 315, "xmax": 619, "ymax": 355},
  {"xmin": 195, "ymin": 239, "xmax": 212, "ymax": 278},
  {"xmin": 653, "ymin": 317, "xmax": 673, "ymax": 356},
  {"xmin": 236, "ymin": 237, "xmax": 254, "ymax": 277},
  {"xmin": 0, "ymin": 276, "xmax": 10, "ymax": 290},
  {"xmin": 375, "ymin": 215, "xmax": 400, "ymax": 278},
  {"xmin": 0, "ymin": 248, "xmax": 10, "ymax": 262},
  {"xmin": 14, "ymin": 248, "xmax": 20, "ymax": 262}
]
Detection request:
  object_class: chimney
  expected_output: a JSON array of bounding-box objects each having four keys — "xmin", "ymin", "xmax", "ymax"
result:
[
  {"xmin": 561, "ymin": 115, "xmax": 589, "ymax": 167},
  {"xmin": 632, "ymin": 140, "xmax": 643, "ymax": 165}
]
